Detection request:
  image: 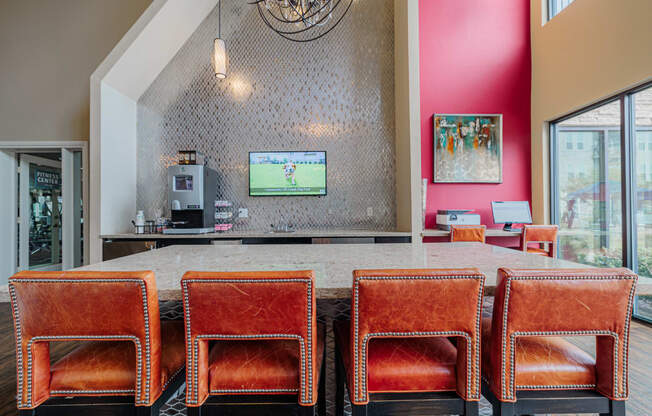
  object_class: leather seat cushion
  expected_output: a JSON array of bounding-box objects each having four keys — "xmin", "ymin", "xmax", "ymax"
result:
[
  {"xmin": 208, "ymin": 324, "xmax": 325, "ymax": 394},
  {"xmin": 451, "ymin": 227, "xmax": 485, "ymax": 243},
  {"xmin": 334, "ymin": 320, "xmax": 457, "ymax": 393},
  {"xmin": 526, "ymin": 247, "xmax": 549, "ymax": 256},
  {"xmin": 481, "ymin": 316, "xmax": 596, "ymax": 389},
  {"xmin": 50, "ymin": 321, "xmax": 186, "ymax": 395}
]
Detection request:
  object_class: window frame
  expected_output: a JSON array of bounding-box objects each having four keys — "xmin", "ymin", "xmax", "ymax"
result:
[
  {"xmin": 549, "ymin": 80, "xmax": 652, "ymax": 322},
  {"xmin": 547, "ymin": 0, "xmax": 575, "ymax": 21}
]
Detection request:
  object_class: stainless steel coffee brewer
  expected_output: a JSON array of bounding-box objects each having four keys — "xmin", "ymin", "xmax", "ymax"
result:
[{"xmin": 164, "ymin": 164, "xmax": 217, "ymax": 234}]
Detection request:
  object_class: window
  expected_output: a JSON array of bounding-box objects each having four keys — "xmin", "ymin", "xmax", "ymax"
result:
[
  {"xmin": 548, "ymin": 0, "xmax": 576, "ymax": 21},
  {"xmin": 633, "ymin": 87, "xmax": 652, "ymax": 320},
  {"xmin": 551, "ymin": 81, "xmax": 652, "ymax": 322},
  {"xmin": 566, "ymin": 139, "xmax": 573, "ymax": 150}
]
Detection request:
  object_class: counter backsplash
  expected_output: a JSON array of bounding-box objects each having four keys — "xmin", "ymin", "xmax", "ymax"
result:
[{"xmin": 136, "ymin": 0, "xmax": 396, "ymax": 231}]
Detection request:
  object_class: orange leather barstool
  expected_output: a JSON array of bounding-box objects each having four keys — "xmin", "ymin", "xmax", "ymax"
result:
[
  {"xmin": 450, "ymin": 225, "xmax": 487, "ymax": 243},
  {"xmin": 520, "ymin": 224, "xmax": 558, "ymax": 257},
  {"xmin": 181, "ymin": 270, "xmax": 325, "ymax": 416},
  {"xmin": 482, "ymin": 268, "xmax": 637, "ymax": 416},
  {"xmin": 334, "ymin": 268, "xmax": 485, "ymax": 416},
  {"xmin": 9, "ymin": 271, "xmax": 186, "ymax": 416}
]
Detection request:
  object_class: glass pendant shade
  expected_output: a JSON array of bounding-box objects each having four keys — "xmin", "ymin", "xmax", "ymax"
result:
[{"xmin": 213, "ymin": 38, "xmax": 227, "ymax": 79}]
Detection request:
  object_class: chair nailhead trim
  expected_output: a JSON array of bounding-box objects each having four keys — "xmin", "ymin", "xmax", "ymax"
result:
[
  {"xmin": 27, "ymin": 335, "xmax": 142, "ymax": 406},
  {"xmin": 210, "ymin": 388, "xmax": 300, "ymax": 393},
  {"xmin": 51, "ymin": 389, "xmax": 136, "ymax": 395},
  {"xmin": 515, "ymin": 384, "xmax": 596, "ymax": 389},
  {"xmin": 9, "ymin": 278, "xmax": 154, "ymax": 408},
  {"xmin": 500, "ymin": 274, "xmax": 637, "ymax": 401},
  {"xmin": 363, "ymin": 331, "xmax": 473, "ymax": 397},
  {"xmin": 353, "ymin": 274, "xmax": 484, "ymax": 402},
  {"xmin": 508, "ymin": 330, "xmax": 617, "ymax": 401},
  {"xmin": 189, "ymin": 334, "xmax": 306, "ymax": 404},
  {"xmin": 182, "ymin": 278, "xmax": 314, "ymax": 405}
]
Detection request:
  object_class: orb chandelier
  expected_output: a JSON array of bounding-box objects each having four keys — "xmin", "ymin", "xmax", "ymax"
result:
[{"xmin": 249, "ymin": 0, "xmax": 353, "ymax": 42}]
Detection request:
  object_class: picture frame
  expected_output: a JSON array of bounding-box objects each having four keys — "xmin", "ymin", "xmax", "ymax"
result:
[{"xmin": 432, "ymin": 113, "xmax": 503, "ymax": 183}]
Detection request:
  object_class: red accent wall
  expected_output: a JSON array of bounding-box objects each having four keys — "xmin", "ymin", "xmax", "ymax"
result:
[{"xmin": 419, "ymin": 0, "xmax": 532, "ymax": 242}]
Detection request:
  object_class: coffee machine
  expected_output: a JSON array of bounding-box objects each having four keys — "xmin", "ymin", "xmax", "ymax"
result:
[{"xmin": 164, "ymin": 164, "xmax": 217, "ymax": 234}]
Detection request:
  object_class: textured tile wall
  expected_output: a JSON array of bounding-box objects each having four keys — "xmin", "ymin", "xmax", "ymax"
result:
[{"xmin": 137, "ymin": 0, "xmax": 396, "ymax": 231}]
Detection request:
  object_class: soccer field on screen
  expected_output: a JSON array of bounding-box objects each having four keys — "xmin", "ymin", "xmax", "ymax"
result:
[{"xmin": 249, "ymin": 163, "xmax": 326, "ymax": 195}]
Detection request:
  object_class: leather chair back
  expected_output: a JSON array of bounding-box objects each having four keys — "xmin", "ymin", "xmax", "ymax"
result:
[
  {"xmin": 9, "ymin": 270, "xmax": 162, "ymax": 409},
  {"xmin": 350, "ymin": 268, "xmax": 485, "ymax": 404},
  {"xmin": 488, "ymin": 267, "xmax": 637, "ymax": 402},
  {"xmin": 520, "ymin": 225, "xmax": 558, "ymax": 257},
  {"xmin": 181, "ymin": 270, "xmax": 317, "ymax": 407},
  {"xmin": 450, "ymin": 225, "xmax": 486, "ymax": 243}
]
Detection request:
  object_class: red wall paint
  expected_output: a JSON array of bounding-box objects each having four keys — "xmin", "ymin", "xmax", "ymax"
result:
[{"xmin": 419, "ymin": 0, "xmax": 532, "ymax": 243}]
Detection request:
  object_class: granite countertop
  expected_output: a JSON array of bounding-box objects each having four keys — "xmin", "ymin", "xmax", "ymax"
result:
[
  {"xmin": 100, "ymin": 229, "xmax": 412, "ymax": 240},
  {"xmin": 2, "ymin": 243, "xmax": 649, "ymax": 302}
]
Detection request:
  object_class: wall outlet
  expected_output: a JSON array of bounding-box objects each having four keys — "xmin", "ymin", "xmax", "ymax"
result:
[
  {"xmin": 238, "ymin": 208, "xmax": 248, "ymax": 218},
  {"xmin": 367, "ymin": 207, "xmax": 373, "ymax": 217}
]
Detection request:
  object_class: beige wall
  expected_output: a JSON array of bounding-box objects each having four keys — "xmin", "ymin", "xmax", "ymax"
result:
[
  {"xmin": 0, "ymin": 0, "xmax": 151, "ymax": 141},
  {"xmin": 530, "ymin": 0, "xmax": 652, "ymax": 223}
]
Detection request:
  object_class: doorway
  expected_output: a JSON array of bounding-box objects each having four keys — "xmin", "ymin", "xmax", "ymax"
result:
[{"xmin": 0, "ymin": 142, "xmax": 88, "ymax": 283}]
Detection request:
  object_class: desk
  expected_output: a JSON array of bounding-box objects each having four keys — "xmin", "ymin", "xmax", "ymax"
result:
[
  {"xmin": 26, "ymin": 242, "xmax": 645, "ymax": 299},
  {"xmin": 422, "ymin": 229, "xmax": 521, "ymax": 238}
]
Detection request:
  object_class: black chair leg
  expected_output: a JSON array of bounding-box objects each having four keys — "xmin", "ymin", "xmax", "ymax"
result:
[
  {"xmin": 297, "ymin": 405, "xmax": 317, "ymax": 416},
  {"xmin": 464, "ymin": 400, "xmax": 479, "ymax": 416},
  {"xmin": 319, "ymin": 375, "xmax": 326, "ymax": 415},
  {"xmin": 600, "ymin": 399, "xmax": 626, "ymax": 416},
  {"xmin": 335, "ymin": 347, "xmax": 344, "ymax": 416},
  {"xmin": 351, "ymin": 403, "xmax": 367, "ymax": 416},
  {"xmin": 187, "ymin": 406, "xmax": 202, "ymax": 416},
  {"xmin": 135, "ymin": 406, "xmax": 155, "ymax": 416},
  {"xmin": 494, "ymin": 401, "xmax": 516, "ymax": 416}
]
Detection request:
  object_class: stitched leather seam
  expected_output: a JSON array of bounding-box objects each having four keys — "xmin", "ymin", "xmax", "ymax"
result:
[
  {"xmin": 209, "ymin": 388, "xmax": 300, "ymax": 393},
  {"xmin": 500, "ymin": 274, "xmax": 635, "ymax": 401},
  {"xmin": 9, "ymin": 278, "xmax": 153, "ymax": 407},
  {"xmin": 27, "ymin": 335, "xmax": 142, "ymax": 407},
  {"xmin": 353, "ymin": 274, "xmax": 484, "ymax": 402},
  {"xmin": 51, "ymin": 389, "xmax": 136, "ymax": 394},
  {"xmin": 182, "ymin": 278, "xmax": 313, "ymax": 405}
]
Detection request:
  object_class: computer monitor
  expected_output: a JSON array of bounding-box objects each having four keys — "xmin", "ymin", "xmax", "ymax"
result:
[{"xmin": 491, "ymin": 201, "xmax": 532, "ymax": 231}]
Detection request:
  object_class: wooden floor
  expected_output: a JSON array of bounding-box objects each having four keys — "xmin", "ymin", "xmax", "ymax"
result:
[{"xmin": 0, "ymin": 302, "xmax": 650, "ymax": 415}]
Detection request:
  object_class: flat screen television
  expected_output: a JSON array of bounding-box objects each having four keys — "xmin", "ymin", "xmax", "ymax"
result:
[{"xmin": 249, "ymin": 151, "xmax": 327, "ymax": 196}]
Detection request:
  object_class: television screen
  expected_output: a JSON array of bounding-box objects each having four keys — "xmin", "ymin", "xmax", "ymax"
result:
[{"xmin": 249, "ymin": 151, "xmax": 327, "ymax": 196}]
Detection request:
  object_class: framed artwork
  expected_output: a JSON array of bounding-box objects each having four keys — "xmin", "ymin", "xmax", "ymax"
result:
[{"xmin": 433, "ymin": 114, "xmax": 503, "ymax": 183}]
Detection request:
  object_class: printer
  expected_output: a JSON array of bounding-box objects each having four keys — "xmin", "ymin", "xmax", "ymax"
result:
[{"xmin": 436, "ymin": 209, "xmax": 481, "ymax": 230}]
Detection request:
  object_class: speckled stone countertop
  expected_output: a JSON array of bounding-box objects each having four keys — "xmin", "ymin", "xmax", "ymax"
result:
[{"xmin": 2, "ymin": 243, "xmax": 649, "ymax": 301}]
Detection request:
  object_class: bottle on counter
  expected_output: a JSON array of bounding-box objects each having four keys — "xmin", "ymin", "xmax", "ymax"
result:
[{"xmin": 135, "ymin": 210, "xmax": 145, "ymax": 234}]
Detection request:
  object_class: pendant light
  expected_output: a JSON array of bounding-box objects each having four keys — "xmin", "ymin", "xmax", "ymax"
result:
[{"xmin": 213, "ymin": 0, "xmax": 227, "ymax": 79}]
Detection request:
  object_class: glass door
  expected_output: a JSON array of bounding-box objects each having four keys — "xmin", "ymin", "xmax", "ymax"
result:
[
  {"xmin": 16, "ymin": 150, "xmax": 84, "ymax": 272},
  {"xmin": 19, "ymin": 153, "xmax": 63, "ymax": 270},
  {"xmin": 633, "ymin": 86, "xmax": 652, "ymax": 320},
  {"xmin": 554, "ymin": 100, "xmax": 623, "ymax": 266}
]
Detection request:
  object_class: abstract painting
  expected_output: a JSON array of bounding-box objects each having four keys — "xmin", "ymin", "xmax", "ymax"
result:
[{"xmin": 433, "ymin": 114, "xmax": 503, "ymax": 183}]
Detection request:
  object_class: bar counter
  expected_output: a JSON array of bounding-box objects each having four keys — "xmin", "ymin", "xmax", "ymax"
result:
[
  {"xmin": 3, "ymin": 243, "xmax": 649, "ymax": 302},
  {"xmin": 51, "ymin": 242, "xmax": 652, "ymax": 299}
]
